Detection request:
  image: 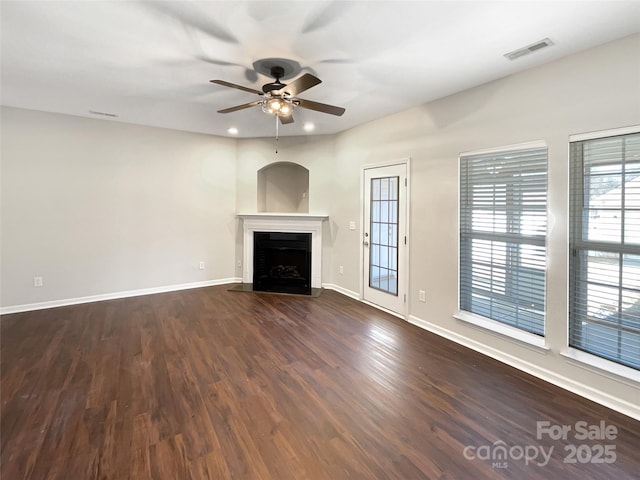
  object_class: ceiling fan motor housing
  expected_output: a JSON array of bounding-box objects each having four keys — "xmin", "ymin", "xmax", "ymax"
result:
[{"xmin": 262, "ymin": 66, "xmax": 287, "ymax": 94}]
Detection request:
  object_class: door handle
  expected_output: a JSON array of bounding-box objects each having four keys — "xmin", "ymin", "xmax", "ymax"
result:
[{"xmin": 363, "ymin": 241, "xmax": 369, "ymax": 247}]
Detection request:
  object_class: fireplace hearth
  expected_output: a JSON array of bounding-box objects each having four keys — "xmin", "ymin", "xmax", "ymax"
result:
[{"xmin": 253, "ymin": 232, "xmax": 312, "ymax": 295}]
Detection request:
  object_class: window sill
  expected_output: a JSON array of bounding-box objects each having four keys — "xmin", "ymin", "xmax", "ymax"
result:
[
  {"xmin": 561, "ymin": 348, "xmax": 640, "ymax": 385},
  {"xmin": 454, "ymin": 310, "xmax": 549, "ymax": 352}
]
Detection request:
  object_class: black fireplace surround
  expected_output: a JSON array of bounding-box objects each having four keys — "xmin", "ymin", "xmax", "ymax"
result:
[{"xmin": 253, "ymin": 232, "xmax": 312, "ymax": 295}]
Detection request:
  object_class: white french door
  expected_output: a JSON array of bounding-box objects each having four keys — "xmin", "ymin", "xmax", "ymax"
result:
[{"xmin": 363, "ymin": 162, "xmax": 408, "ymax": 316}]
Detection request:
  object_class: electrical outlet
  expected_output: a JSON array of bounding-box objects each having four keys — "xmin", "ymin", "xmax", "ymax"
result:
[
  {"xmin": 199, "ymin": 261, "xmax": 205, "ymax": 270},
  {"xmin": 34, "ymin": 276, "xmax": 43, "ymax": 287},
  {"xmin": 339, "ymin": 265, "xmax": 344, "ymax": 275},
  {"xmin": 237, "ymin": 259, "xmax": 242, "ymax": 268},
  {"xmin": 419, "ymin": 290, "xmax": 426, "ymax": 302}
]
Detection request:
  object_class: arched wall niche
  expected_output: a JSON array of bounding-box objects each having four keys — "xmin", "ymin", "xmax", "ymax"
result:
[{"xmin": 257, "ymin": 161, "xmax": 309, "ymax": 213}]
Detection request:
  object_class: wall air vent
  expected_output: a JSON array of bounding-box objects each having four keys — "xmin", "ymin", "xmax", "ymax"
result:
[{"xmin": 504, "ymin": 38, "xmax": 553, "ymax": 60}]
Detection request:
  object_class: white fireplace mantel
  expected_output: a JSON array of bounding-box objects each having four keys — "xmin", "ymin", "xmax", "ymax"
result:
[{"xmin": 238, "ymin": 213, "xmax": 328, "ymax": 288}]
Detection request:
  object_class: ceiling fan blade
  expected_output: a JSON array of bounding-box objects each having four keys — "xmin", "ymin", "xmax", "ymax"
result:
[
  {"xmin": 210, "ymin": 80, "xmax": 263, "ymax": 96},
  {"xmin": 279, "ymin": 114, "xmax": 294, "ymax": 125},
  {"xmin": 277, "ymin": 73, "xmax": 322, "ymax": 97},
  {"xmin": 199, "ymin": 57, "xmax": 258, "ymax": 82},
  {"xmin": 144, "ymin": 3, "xmax": 238, "ymax": 44},
  {"xmin": 218, "ymin": 101, "xmax": 262, "ymax": 113},
  {"xmin": 294, "ymin": 98, "xmax": 345, "ymax": 116}
]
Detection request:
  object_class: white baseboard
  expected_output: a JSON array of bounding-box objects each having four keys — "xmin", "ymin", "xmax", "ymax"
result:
[
  {"xmin": 0, "ymin": 277, "xmax": 242, "ymax": 315},
  {"xmin": 361, "ymin": 299, "xmax": 406, "ymax": 319},
  {"xmin": 322, "ymin": 283, "xmax": 361, "ymax": 301},
  {"xmin": 408, "ymin": 314, "xmax": 640, "ymax": 422}
]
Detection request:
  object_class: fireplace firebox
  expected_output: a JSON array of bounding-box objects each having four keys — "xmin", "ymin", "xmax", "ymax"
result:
[{"xmin": 253, "ymin": 232, "xmax": 312, "ymax": 295}]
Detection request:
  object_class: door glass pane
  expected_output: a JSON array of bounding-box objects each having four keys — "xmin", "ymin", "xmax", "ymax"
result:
[
  {"xmin": 379, "ymin": 246, "xmax": 389, "ymax": 268},
  {"xmin": 372, "ymin": 222, "xmax": 380, "ymax": 245},
  {"xmin": 389, "ymin": 177, "xmax": 398, "ymax": 200},
  {"xmin": 390, "ymin": 247, "xmax": 398, "ymax": 271},
  {"xmin": 371, "ymin": 266, "xmax": 380, "ymax": 289},
  {"xmin": 370, "ymin": 176, "xmax": 399, "ymax": 295},
  {"xmin": 372, "ymin": 179, "xmax": 381, "ymax": 200},
  {"xmin": 371, "ymin": 244, "xmax": 380, "ymax": 267},
  {"xmin": 389, "ymin": 272, "xmax": 398, "ymax": 295},
  {"xmin": 380, "ymin": 200, "xmax": 389, "ymax": 223},
  {"xmin": 379, "ymin": 269, "xmax": 389, "ymax": 291},
  {"xmin": 389, "ymin": 224, "xmax": 398, "ymax": 247},
  {"xmin": 390, "ymin": 202, "xmax": 398, "ymax": 223}
]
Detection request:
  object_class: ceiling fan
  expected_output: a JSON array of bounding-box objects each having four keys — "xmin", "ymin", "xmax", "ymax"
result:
[{"xmin": 210, "ymin": 65, "xmax": 345, "ymax": 124}]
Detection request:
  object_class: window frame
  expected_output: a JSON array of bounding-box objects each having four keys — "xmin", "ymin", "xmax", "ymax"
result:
[
  {"xmin": 568, "ymin": 127, "xmax": 640, "ymax": 374},
  {"xmin": 456, "ymin": 141, "xmax": 548, "ymax": 347}
]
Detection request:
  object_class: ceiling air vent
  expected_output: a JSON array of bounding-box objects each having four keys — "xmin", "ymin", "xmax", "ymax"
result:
[
  {"xmin": 89, "ymin": 110, "xmax": 118, "ymax": 118},
  {"xmin": 504, "ymin": 38, "xmax": 553, "ymax": 60}
]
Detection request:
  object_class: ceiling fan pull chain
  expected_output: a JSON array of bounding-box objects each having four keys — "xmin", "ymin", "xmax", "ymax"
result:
[{"xmin": 275, "ymin": 114, "xmax": 279, "ymax": 154}]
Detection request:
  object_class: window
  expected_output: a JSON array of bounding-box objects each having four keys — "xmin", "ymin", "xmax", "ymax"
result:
[
  {"xmin": 369, "ymin": 176, "xmax": 399, "ymax": 295},
  {"xmin": 569, "ymin": 131, "xmax": 640, "ymax": 370},
  {"xmin": 459, "ymin": 144, "xmax": 547, "ymax": 336}
]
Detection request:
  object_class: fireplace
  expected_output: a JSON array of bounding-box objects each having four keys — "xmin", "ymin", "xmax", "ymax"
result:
[
  {"xmin": 238, "ymin": 213, "xmax": 328, "ymax": 292},
  {"xmin": 253, "ymin": 232, "xmax": 312, "ymax": 295}
]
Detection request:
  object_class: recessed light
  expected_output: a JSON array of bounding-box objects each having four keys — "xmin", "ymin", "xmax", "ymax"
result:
[
  {"xmin": 227, "ymin": 127, "xmax": 239, "ymax": 135},
  {"xmin": 303, "ymin": 122, "xmax": 315, "ymax": 132}
]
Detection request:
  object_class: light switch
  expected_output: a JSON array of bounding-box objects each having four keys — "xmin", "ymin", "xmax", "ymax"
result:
[{"xmin": 349, "ymin": 221, "xmax": 356, "ymax": 230}]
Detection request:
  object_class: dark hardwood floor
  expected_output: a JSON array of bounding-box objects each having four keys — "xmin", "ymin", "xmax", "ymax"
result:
[{"xmin": 1, "ymin": 285, "xmax": 639, "ymax": 479}]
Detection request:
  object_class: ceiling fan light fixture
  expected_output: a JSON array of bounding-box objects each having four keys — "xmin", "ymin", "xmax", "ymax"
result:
[
  {"xmin": 279, "ymin": 103, "xmax": 291, "ymax": 115},
  {"xmin": 267, "ymin": 98, "xmax": 282, "ymax": 111},
  {"xmin": 263, "ymin": 97, "xmax": 293, "ymax": 116}
]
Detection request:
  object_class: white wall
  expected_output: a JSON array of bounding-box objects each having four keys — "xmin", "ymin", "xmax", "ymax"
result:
[
  {"xmin": 1, "ymin": 107, "xmax": 238, "ymax": 309},
  {"xmin": 331, "ymin": 34, "xmax": 640, "ymax": 418}
]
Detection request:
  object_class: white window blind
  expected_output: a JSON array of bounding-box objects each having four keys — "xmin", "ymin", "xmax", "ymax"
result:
[
  {"xmin": 569, "ymin": 132, "xmax": 640, "ymax": 370},
  {"xmin": 459, "ymin": 145, "xmax": 547, "ymax": 336}
]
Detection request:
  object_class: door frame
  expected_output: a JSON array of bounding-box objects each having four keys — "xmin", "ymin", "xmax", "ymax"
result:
[{"xmin": 360, "ymin": 158, "xmax": 411, "ymax": 319}]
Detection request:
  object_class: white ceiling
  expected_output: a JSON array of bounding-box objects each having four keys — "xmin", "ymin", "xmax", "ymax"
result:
[{"xmin": 2, "ymin": 1, "xmax": 639, "ymax": 138}]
